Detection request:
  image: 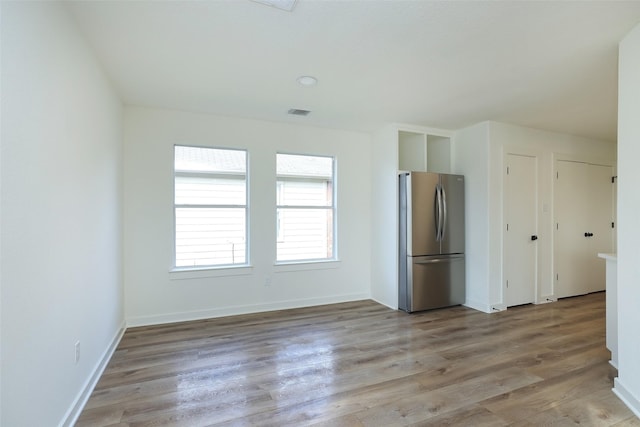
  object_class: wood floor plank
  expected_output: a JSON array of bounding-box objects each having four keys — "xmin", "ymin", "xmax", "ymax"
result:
[
  {"xmin": 480, "ymin": 363, "xmax": 616, "ymax": 423},
  {"xmin": 406, "ymin": 404, "xmax": 510, "ymax": 427},
  {"xmin": 76, "ymin": 292, "xmax": 638, "ymax": 426},
  {"xmin": 612, "ymin": 416, "xmax": 640, "ymax": 427},
  {"xmin": 521, "ymin": 387, "xmax": 634, "ymax": 426}
]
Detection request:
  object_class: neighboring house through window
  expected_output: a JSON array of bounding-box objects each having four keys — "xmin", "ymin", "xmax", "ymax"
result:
[
  {"xmin": 174, "ymin": 145, "xmax": 247, "ymax": 268},
  {"xmin": 276, "ymin": 153, "xmax": 335, "ymax": 262}
]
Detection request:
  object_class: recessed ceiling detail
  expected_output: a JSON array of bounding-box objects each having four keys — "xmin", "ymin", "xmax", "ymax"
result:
[
  {"xmin": 250, "ymin": 0, "xmax": 297, "ymax": 12},
  {"xmin": 288, "ymin": 109, "xmax": 311, "ymax": 116},
  {"xmin": 297, "ymin": 76, "xmax": 318, "ymax": 87}
]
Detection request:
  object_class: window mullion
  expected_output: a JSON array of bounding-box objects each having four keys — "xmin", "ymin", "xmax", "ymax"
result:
[{"xmin": 276, "ymin": 205, "xmax": 332, "ymax": 209}]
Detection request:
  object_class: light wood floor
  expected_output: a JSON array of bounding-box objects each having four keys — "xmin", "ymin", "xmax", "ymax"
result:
[{"xmin": 77, "ymin": 292, "xmax": 639, "ymax": 426}]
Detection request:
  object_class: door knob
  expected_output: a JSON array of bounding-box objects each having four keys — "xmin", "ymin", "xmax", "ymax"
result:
[
  {"xmin": 584, "ymin": 232, "xmax": 594, "ymax": 237},
  {"xmin": 531, "ymin": 235, "xmax": 538, "ymax": 241}
]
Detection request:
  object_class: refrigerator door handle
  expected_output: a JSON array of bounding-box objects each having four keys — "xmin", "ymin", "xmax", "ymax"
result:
[
  {"xmin": 415, "ymin": 258, "xmax": 446, "ymax": 264},
  {"xmin": 441, "ymin": 184, "xmax": 448, "ymax": 241},
  {"xmin": 414, "ymin": 254, "xmax": 465, "ymax": 264},
  {"xmin": 434, "ymin": 184, "xmax": 441, "ymax": 240},
  {"xmin": 438, "ymin": 184, "xmax": 445, "ymax": 241}
]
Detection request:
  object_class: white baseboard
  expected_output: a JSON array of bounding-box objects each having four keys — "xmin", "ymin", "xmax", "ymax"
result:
[
  {"xmin": 466, "ymin": 298, "xmax": 558, "ymax": 313},
  {"xmin": 126, "ymin": 293, "xmax": 371, "ymax": 327},
  {"xmin": 536, "ymin": 296, "xmax": 557, "ymax": 304},
  {"xmin": 60, "ymin": 321, "xmax": 126, "ymax": 427},
  {"xmin": 463, "ymin": 298, "xmax": 494, "ymax": 313},
  {"xmin": 370, "ymin": 296, "xmax": 397, "ymax": 311},
  {"xmin": 613, "ymin": 377, "xmax": 640, "ymax": 419},
  {"xmin": 490, "ymin": 303, "xmax": 507, "ymax": 312}
]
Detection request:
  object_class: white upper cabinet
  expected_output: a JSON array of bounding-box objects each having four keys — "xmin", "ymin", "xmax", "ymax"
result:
[
  {"xmin": 398, "ymin": 129, "xmax": 451, "ymax": 173},
  {"xmin": 398, "ymin": 131, "xmax": 426, "ymax": 172}
]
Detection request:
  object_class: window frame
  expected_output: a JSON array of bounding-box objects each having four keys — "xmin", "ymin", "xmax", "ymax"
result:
[
  {"xmin": 172, "ymin": 144, "xmax": 249, "ymax": 271},
  {"xmin": 275, "ymin": 152, "xmax": 337, "ymax": 265}
]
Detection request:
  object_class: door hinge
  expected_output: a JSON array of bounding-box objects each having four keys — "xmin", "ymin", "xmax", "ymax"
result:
[
  {"xmin": 556, "ymin": 171, "xmax": 559, "ymax": 179},
  {"xmin": 507, "ymin": 166, "xmax": 510, "ymax": 175},
  {"xmin": 612, "ymin": 222, "xmax": 615, "ymax": 228},
  {"xmin": 506, "ymin": 223, "xmax": 509, "ymax": 231},
  {"xmin": 506, "ymin": 280, "xmax": 509, "ymax": 288},
  {"xmin": 612, "ymin": 176, "xmax": 617, "ymax": 183},
  {"xmin": 556, "ymin": 273, "xmax": 559, "ymax": 281}
]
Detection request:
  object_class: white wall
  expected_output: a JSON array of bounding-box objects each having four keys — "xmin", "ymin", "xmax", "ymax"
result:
[
  {"xmin": 452, "ymin": 121, "xmax": 615, "ymax": 312},
  {"xmin": 614, "ymin": 22, "xmax": 640, "ymax": 417},
  {"xmin": 0, "ymin": 2, "xmax": 124, "ymax": 426},
  {"xmin": 370, "ymin": 125, "xmax": 399, "ymax": 308},
  {"xmin": 123, "ymin": 106, "xmax": 371, "ymax": 325},
  {"xmin": 451, "ymin": 122, "xmax": 492, "ymax": 312}
]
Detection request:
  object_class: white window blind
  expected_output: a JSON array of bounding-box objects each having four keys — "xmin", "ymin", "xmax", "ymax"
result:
[
  {"xmin": 174, "ymin": 145, "xmax": 247, "ymax": 268},
  {"xmin": 276, "ymin": 153, "xmax": 335, "ymax": 262}
]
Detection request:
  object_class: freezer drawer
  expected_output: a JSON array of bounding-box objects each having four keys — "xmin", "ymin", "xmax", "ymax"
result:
[{"xmin": 400, "ymin": 255, "xmax": 465, "ymax": 313}]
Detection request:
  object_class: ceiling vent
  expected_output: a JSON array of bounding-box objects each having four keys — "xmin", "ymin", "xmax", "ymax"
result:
[{"xmin": 288, "ymin": 108, "xmax": 311, "ymax": 116}]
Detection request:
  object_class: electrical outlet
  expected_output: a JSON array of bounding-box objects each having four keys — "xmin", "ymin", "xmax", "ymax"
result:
[{"xmin": 75, "ymin": 341, "xmax": 80, "ymax": 364}]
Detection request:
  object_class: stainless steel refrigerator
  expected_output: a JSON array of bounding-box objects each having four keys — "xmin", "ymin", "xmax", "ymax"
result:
[{"xmin": 398, "ymin": 172, "xmax": 465, "ymax": 312}]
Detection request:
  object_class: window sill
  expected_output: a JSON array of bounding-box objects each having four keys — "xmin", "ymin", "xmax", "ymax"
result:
[
  {"xmin": 274, "ymin": 259, "xmax": 341, "ymax": 272},
  {"xmin": 169, "ymin": 265, "xmax": 253, "ymax": 280}
]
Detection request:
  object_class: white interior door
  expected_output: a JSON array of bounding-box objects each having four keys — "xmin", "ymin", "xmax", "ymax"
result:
[
  {"xmin": 554, "ymin": 161, "xmax": 588, "ymax": 298},
  {"xmin": 504, "ymin": 154, "xmax": 537, "ymax": 307},
  {"xmin": 554, "ymin": 160, "xmax": 613, "ymax": 298},
  {"xmin": 586, "ymin": 164, "xmax": 614, "ymax": 293}
]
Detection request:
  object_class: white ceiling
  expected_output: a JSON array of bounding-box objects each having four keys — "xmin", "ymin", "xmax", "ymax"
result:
[{"xmin": 67, "ymin": 1, "xmax": 640, "ymax": 142}]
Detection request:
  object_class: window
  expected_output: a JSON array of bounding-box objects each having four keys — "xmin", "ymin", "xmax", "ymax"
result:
[
  {"xmin": 276, "ymin": 153, "xmax": 335, "ymax": 262},
  {"xmin": 174, "ymin": 145, "xmax": 247, "ymax": 268}
]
